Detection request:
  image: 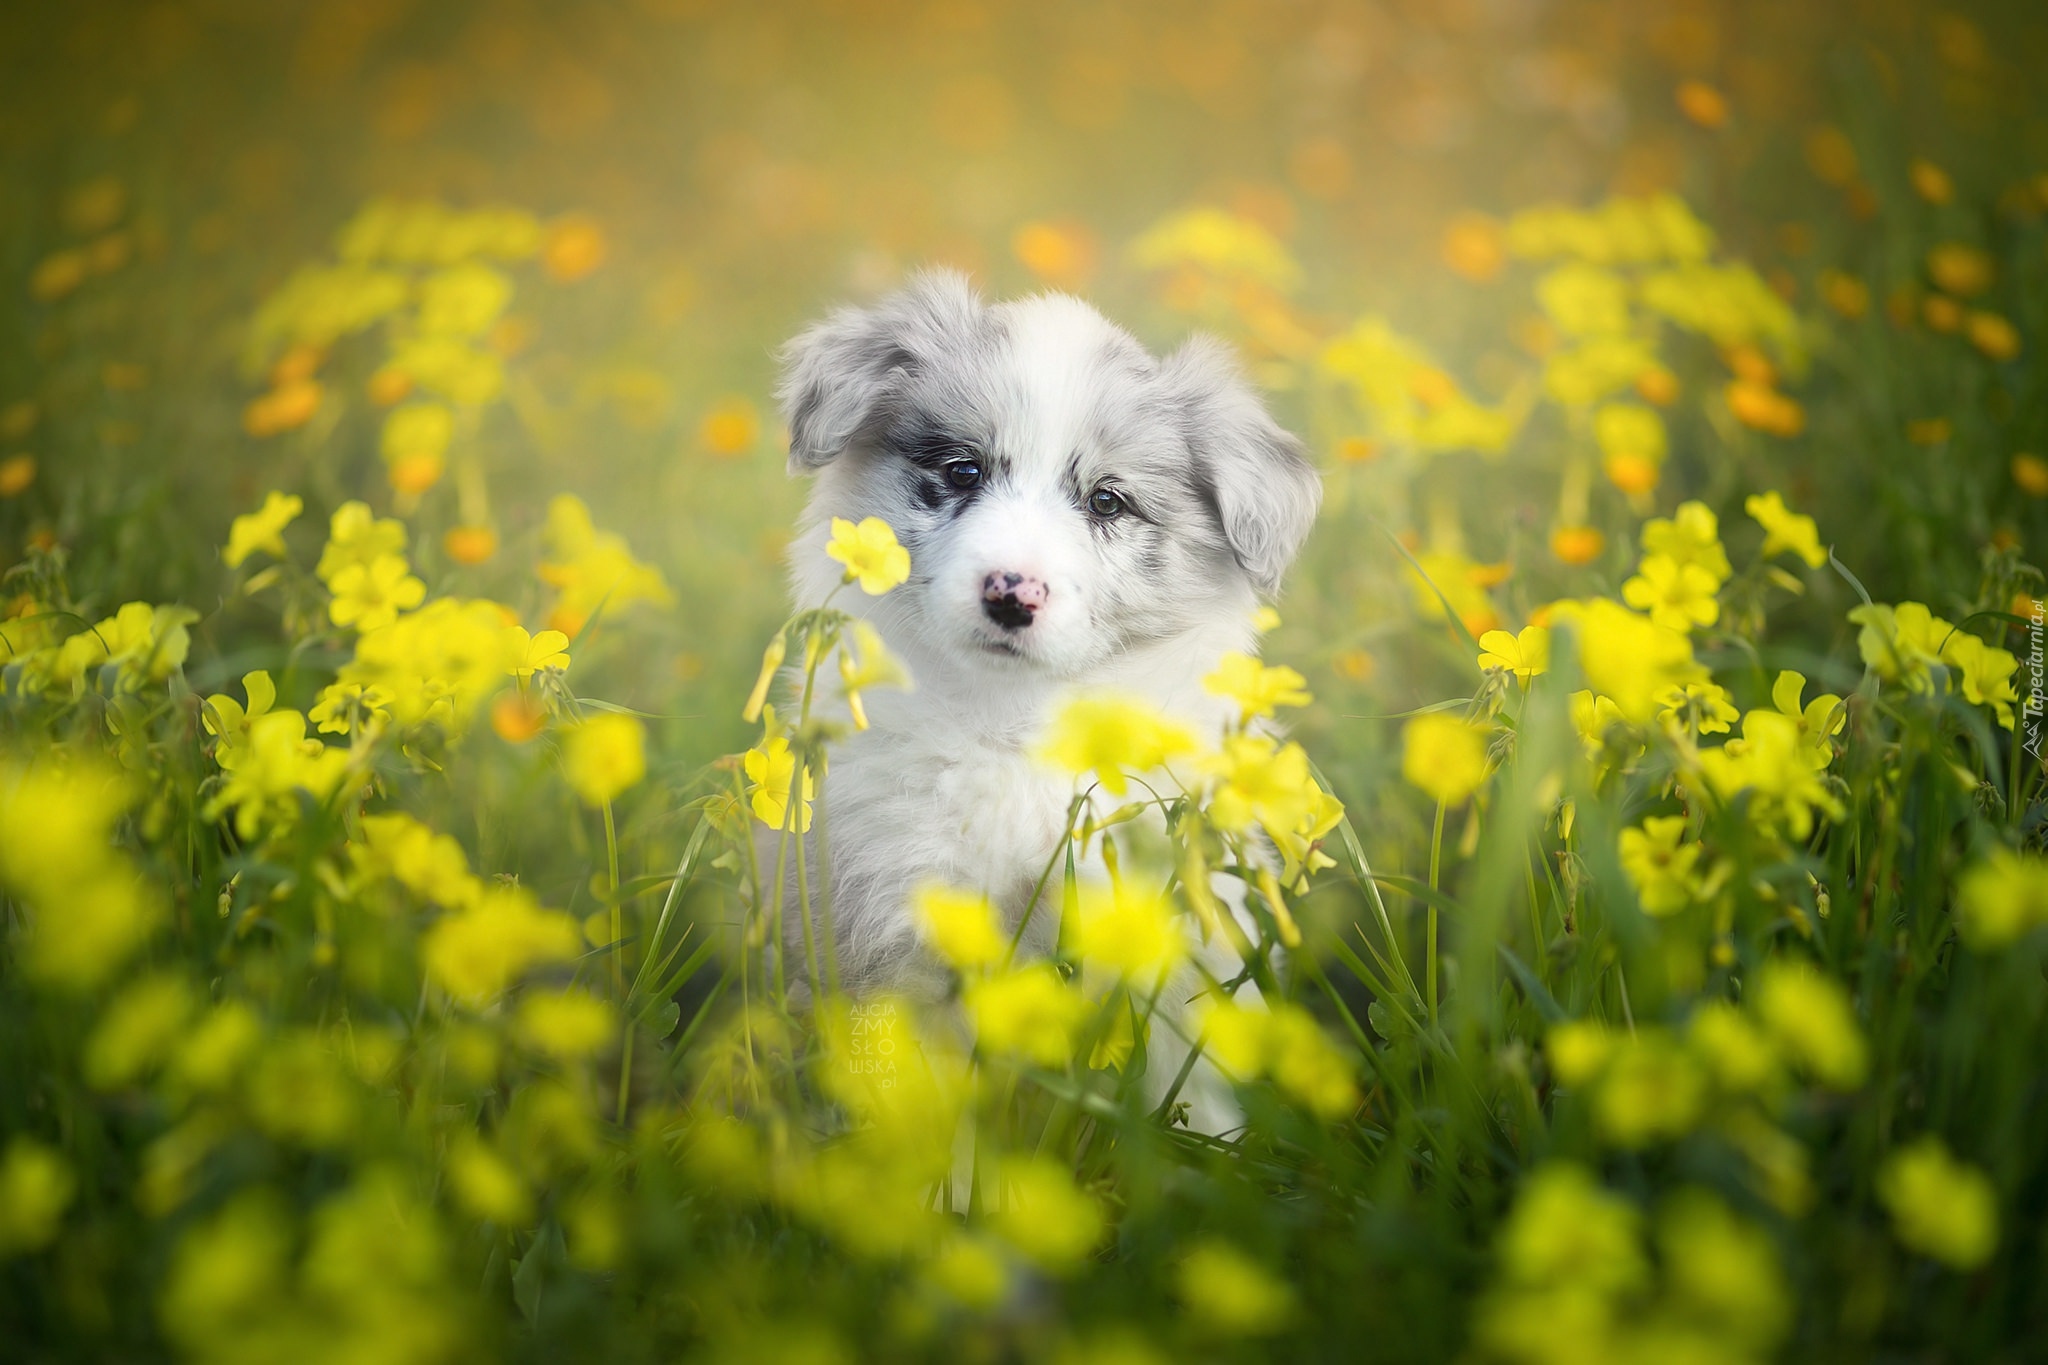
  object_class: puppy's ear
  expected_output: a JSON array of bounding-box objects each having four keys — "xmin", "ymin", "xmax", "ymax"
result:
[
  {"xmin": 777, "ymin": 268, "xmax": 982, "ymax": 471},
  {"xmin": 1162, "ymin": 335, "xmax": 1321, "ymax": 596}
]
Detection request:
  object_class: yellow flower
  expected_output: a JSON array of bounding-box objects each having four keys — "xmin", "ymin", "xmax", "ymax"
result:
[
  {"xmin": 988, "ymin": 1156, "xmax": 1105, "ymax": 1273},
  {"xmin": 1594, "ymin": 402, "xmax": 1667, "ymax": 466},
  {"xmin": 206, "ymin": 710, "xmax": 352, "ymax": 840},
  {"xmin": 1199, "ymin": 998, "xmax": 1357, "ymax": 1120},
  {"xmin": 421, "ymin": 884, "xmax": 580, "ymax": 1007},
  {"xmin": 1208, "ymin": 732, "xmax": 1324, "ymax": 834},
  {"xmin": 1593, "ymin": 1029, "xmax": 1707, "ymax": 1147},
  {"xmin": 1040, "ymin": 694, "xmax": 1200, "ymax": 797},
  {"xmin": 1618, "ymin": 816, "xmax": 1703, "ymax": 917},
  {"xmin": 1752, "ymin": 959, "xmax": 1866, "ymax": 1091},
  {"xmin": 1129, "ymin": 207, "xmax": 1302, "ymax": 293},
  {"xmin": 202, "ymin": 670, "xmax": 276, "ymax": 769},
  {"xmin": 1202, "ymin": 651, "xmax": 1311, "ymax": 720},
  {"xmin": 1926, "ymin": 242, "xmax": 1992, "ymax": 298},
  {"xmin": 744, "ymin": 736, "xmax": 814, "ymax": 832},
  {"xmin": 326, "ymin": 553, "xmax": 425, "ymax": 633},
  {"xmin": 0, "ymin": 1138, "xmax": 76, "ymax": 1254},
  {"xmin": 506, "ymin": 626, "xmax": 571, "ymax": 677},
  {"xmin": 1877, "ymin": 1137, "xmax": 1998, "ymax": 1270},
  {"xmin": 1546, "ymin": 1019, "xmax": 1615, "ymax": 1087},
  {"xmin": 1552, "ymin": 598, "xmax": 1708, "ymax": 725},
  {"xmin": 563, "ymin": 713, "xmax": 646, "ymax": 807},
  {"xmin": 966, "ymin": 964, "xmax": 1089, "ymax": 1067},
  {"xmin": 1477, "ymin": 626, "xmax": 1550, "ymax": 683},
  {"xmin": 1177, "ymin": 1240, "xmax": 1295, "ymax": 1336},
  {"xmin": 84, "ymin": 973, "xmax": 194, "ymax": 1089},
  {"xmin": 1622, "ymin": 553, "xmax": 1721, "ymax": 633},
  {"xmin": 1966, "ymin": 311, "xmax": 2021, "ymax": 362},
  {"xmin": 417, "ymin": 261, "xmax": 513, "ymax": 337},
  {"xmin": 314, "ymin": 500, "xmax": 406, "ymax": 584},
  {"xmin": 1401, "ymin": 712, "xmax": 1490, "ymax": 805},
  {"xmin": 446, "ymin": 1135, "xmax": 533, "ymax": 1227},
  {"xmin": 825, "ymin": 516, "xmax": 911, "ymax": 595},
  {"xmin": 1640, "ymin": 500, "xmax": 1732, "ymax": 585},
  {"xmin": 1745, "ymin": 491, "xmax": 1827, "ymax": 568},
  {"xmin": 380, "ymin": 402, "xmax": 454, "ymax": 464},
  {"xmin": 539, "ymin": 494, "xmax": 674, "ymax": 634},
  {"xmin": 1696, "ymin": 709, "xmax": 1845, "ymax": 841},
  {"xmin": 1536, "ymin": 262, "xmax": 1632, "ymax": 336},
  {"xmin": 836, "ymin": 620, "xmax": 911, "ymax": 730},
  {"xmin": 1656, "ymin": 1191, "xmax": 1792, "ymax": 1349},
  {"xmin": 913, "ymin": 884, "xmax": 1008, "ymax": 972},
  {"xmin": 1848, "ymin": 601, "xmax": 2019, "ymax": 728},
  {"xmin": 1954, "ymin": 848, "xmax": 2048, "ymax": 950},
  {"xmin": 1072, "ymin": 879, "xmax": 1188, "ymax": 980},
  {"xmin": 1492, "ymin": 1163, "xmax": 1648, "ymax": 1295},
  {"xmin": 222, "ymin": 490, "xmax": 302, "ymax": 568},
  {"xmin": 1769, "ymin": 670, "xmax": 1845, "ymax": 770},
  {"xmin": 1658, "ymin": 680, "xmax": 1740, "ymax": 738},
  {"xmin": 1686, "ymin": 1001, "xmax": 1782, "ymax": 1096},
  {"xmin": 517, "ymin": 989, "xmax": 617, "ymax": 1059}
]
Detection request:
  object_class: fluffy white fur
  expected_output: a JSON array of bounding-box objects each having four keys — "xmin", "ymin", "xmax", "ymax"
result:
[{"xmin": 772, "ymin": 270, "xmax": 1319, "ymax": 1129}]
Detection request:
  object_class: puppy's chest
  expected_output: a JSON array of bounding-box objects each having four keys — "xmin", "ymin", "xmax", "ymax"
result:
[{"xmin": 829, "ymin": 728, "xmax": 1071, "ymax": 892}]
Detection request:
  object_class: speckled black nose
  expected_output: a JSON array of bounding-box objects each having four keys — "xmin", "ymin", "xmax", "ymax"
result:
[{"xmin": 981, "ymin": 571, "xmax": 1047, "ymax": 630}]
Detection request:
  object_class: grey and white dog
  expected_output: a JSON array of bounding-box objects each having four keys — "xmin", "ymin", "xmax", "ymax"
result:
[{"xmin": 773, "ymin": 269, "xmax": 1319, "ymax": 1122}]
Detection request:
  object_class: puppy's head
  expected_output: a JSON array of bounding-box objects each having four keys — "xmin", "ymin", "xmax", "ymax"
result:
[{"xmin": 779, "ymin": 270, "xmax": 1319, "ymax": 678}]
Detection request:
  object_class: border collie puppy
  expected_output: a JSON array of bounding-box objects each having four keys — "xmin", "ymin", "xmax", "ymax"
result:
[{"xmin": 774, "ymin": 270, "xmax": 1319, "ymax": 1120}]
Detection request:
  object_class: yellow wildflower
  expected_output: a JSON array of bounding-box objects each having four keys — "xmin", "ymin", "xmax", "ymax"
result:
[
  {"xmin": 825, "ymin": 516, "xmax": 911, "ymax": 595},
  {"xmin": 1477, "ymin": 626, "xmax": 1550, "ymax": 683},
  {"xmin": 1177, "ymin": 1240, "xmax": 1295, "ymax": 1336},
  {"xmin": 1878, "ymin": 1138, "xmax": 1997, "ymax": 1270},
  {"xmin": 1656, "ymin": 1191, "xmax": 1793, "ymax": 1349},
  {"xmin": 327, "ymin": 553, "xmax": 425, "ymax": 633},
  {"xmin": 1745, "ymin": 491, "xmax": 1827, "ymax": 568},
  {"xmin": 1400, "ymin": 712, "xmax": 1490, "ymax": 805},
  {"xmin": 1658, "ymin": 680, "xmax": 1740, "ymax": 738},
  {"xmin": 744, "ymin": 736, "xmax": 814, "ymax": 832},
  {"xmin": 1686, "ymin": 1001, "xmax": 1782, "ymax": 1096},
  {"xmin": 967, "ymin": 964, "xmax": 1089, "ymax": 1067},
  {"xmin": 1752, "ymin": 960, "xmax": 1866, "ymax": 1091},
  {"xmin": 222, "ymin": 491, "xmax": 301, "ymax": 569},
  {"xmin": 1954, "ymin": 848, "xmax": 2048, "ymax": 950},
  {"xmin": 1622, "ymin": 553, "xmax": 1721, "ymax": 633},
  {"xmin": 988, "ymin": 1156, "xmax": 1105, "ymax": 1272},
  {"xmin": 1697, "ymin": 709, "xmax": 1845, "ymax": 840},
  {"xmin": 539, "ymin": 494, "xmax": 675, "ymax": 635},
  {"xmin": 314, "ymin": 500, "xmax": 406, "ymax": 584},
  {"xmin": 1536, "ymin": 263, "xmax": 1632, "ymax": 336},
  {"xmin": 1199, "ymin": 998, "xmax": 1357, "ymax": 1120},
  {"xmin": 417, "ymin": 261, "xmax": 513, "ymax": 337},
  {"xmin": 1129, "ymin": 207, "xmax": 1301, "ymax": 293},
  {"xmin": 517, "ymin": 990, "xmax": 617, "ymax": 1060},
  {"xmin": 563, "ymin": 713, "xmax": 646, "ymax": 807},
  {"xmin": 1041, "ymin": 694, "xmax": 1200, "ymax": 797},
  {"xmin": 421, "ymin": 884, "xmax": 580, "ymax": 1007},
  {"xmin": 1072, "ymin": 879, "xmax": 1187, "ymax": 980},
  {"xmin": 206, "ymin": 710, "xmax": 352, "ymax": 839},
  {"xmin": 1208, "ymin": 731, "xmax": 1326, "ymax": 836},
  {"xmin": 1203, "ymin": 651, "xmax": 1311, "ymax": 720},
  {"xmin": 1546, "ymin": 1019, "xmax": 1614, "ymax": 1086},
  {"xmin": 0, "ymin": 1138, "xmax": 76, "ymax": 1255},
  {"xmin": 1618, "ymin": 816, "xmax": 1703, "ymax": 917},
  {"xmin": 1769, "ymin": 671, "xmax": 1845, "ymax": 770},
  {"xmin": 1552, "ymin": 598, "xmax": 1708, "ymax": 725},
  {"xmin": 1641, "ymin": 500, "xmax": 1733, "ymax": 585},
  {"xmin": 913, "ymin": 884, "xmax": 1008, "ymax": 972},
  {"xmin": 447, "ymin": 1135, "xmax": 533, "ymax": 1227},
  {"xmin": 1926, "ymin": 242, "xmax": 1992, "ymax": 298},
  {"xmin": 1593, "ymin": 1029, "xmax": 1708, "ymax": 1147},
  {"xmin": 507, "ymin": 626, "xmax": 571, "ymax": 677}
]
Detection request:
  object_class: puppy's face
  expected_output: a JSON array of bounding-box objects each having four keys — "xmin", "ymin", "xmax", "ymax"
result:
[{"xmin": 780, "ymin": 272, "xmax": 1319, "ymax": 680}]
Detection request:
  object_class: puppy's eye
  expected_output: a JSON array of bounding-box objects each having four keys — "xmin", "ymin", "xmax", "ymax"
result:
[
  {"xmin": 1088, "ymin": 488, "xmax": 1126, "ymax": 519},
  {"xmin": 944, "ymin": 459, "xmax": 983, "ymax": 490}
]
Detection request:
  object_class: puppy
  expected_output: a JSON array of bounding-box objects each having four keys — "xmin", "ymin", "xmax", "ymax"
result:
[{"xmin": 773, "ymin": 270, "xmax": 1319, "ymax": 1123}]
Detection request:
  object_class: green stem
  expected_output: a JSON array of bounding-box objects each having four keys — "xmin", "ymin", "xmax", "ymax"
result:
[{"xmin": 1427, "ymin": 798, "xmax": 1446, "ymax": 1026}]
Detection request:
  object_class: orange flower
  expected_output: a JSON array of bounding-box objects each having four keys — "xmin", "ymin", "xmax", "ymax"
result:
[
  {"xmin": 242, "ymin": 379, "xmax": 322, "ymax": 438},
  {"xmin": 1011, "ymin": 219, "xmax": 1099, "ymax": 290},
  {"xmin": 1727, "ymin": 380, "xmax": 1805, "ymax": 437},
  {"xmin": 1604, "ymin": 453, "xmax": 1660, "ymax": 496},
  {"xmin": 1440, "ymin": 213, "xmax": 1506, "ymax": 283},
  {"xmin": 1335, "ymin": 436, "xmax": 1380, "ymax": 463},
  {"xmin": 1927, "ymin": 243, "xmax": 1992, "ymax": 298},
  {"xmin": 388, "ymin": 452, "xmax": 444, "ymax": 495},
  {"xmin": 444, "ymin": 525, "xmax": 499, "ymax": 565},
  {"xmin": 543, "ymin": 216, "xmax": 607, "ymax": 283},
  {"xmin": 2013, "ymin": 455, "xmax": 2048, "ymax": 497},
  {"xmin": 1726, "ymin": 346, "xmax": 1775, "ymax": 386},
  {"xmin": 270, "ymin": 345, "xmax": 324, "ymax": 387},
  {"xmin": 1634, "ymin": 367, "xmax": 1679, "ymax": 406},
  {"xmin": 0, "ymin": 455, "xmax": 35, "ymax": 497},
  {"xmin": 698, "ymin": 397, "xmax": 760, "ymax": 458},
  {"xmin": 491, "ymin": 691, "xmax": 546, "ymax": 744},
  {"xmin": 1674, "ymin": 80, "xmax": 1729, "ymax": 129},
  {"xmin": 366, "ymin": 367, "xmax": 414, "ymax": 406},
  {"xmin": 1908, "ymin": 418, "xmax": 1953, "ymax": 446},
  {"xmin": 1819, "ymin": 270, "xmax": 1869, "ymax": 319},
  {"xmin": 1966, "ymin": 312, "xmax": 2021, "ymax": 362},
  {"xmin": 1922, "ymin": 295, "xmax": 1963, "ymax": 333},
  {"xmin": 1551, "ymin": 526, "xmax": 1605, "ymax": 566},
  {"xmin": 1909, "ymin": 159, "xmax": 1954, "ymax": 205}
]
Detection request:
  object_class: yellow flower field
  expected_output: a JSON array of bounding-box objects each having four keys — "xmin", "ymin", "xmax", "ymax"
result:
[{"xmin": 3, "ymin": 2, "xmax": 2047, "ymax": 1361}]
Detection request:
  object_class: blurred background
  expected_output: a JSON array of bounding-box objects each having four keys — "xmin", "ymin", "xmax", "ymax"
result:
[{"xmin": 0, "ymin": 0, "xmax": 2041, "ymax": 779}]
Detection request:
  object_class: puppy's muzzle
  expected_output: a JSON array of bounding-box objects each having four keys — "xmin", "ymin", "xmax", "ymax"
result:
[{"xmin": 981, "ymin": 571, "xmax": 1048, "ymax": 630}]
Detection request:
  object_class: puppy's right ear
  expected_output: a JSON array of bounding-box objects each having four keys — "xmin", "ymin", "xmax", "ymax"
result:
[{"xmin": 776, "ymin": 269, "xmax": 981, "ymax": 471}]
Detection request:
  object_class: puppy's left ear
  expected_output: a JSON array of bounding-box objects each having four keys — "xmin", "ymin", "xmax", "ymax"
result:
[{"xmin": 1163, "ymin": 336, "xmax": 1321, "ymax": 596}]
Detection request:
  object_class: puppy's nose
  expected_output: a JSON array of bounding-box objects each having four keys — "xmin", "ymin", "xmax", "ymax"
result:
[{"xmin": 981, "ymin": 571, "xmax": 1048, "ymax": 630}]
